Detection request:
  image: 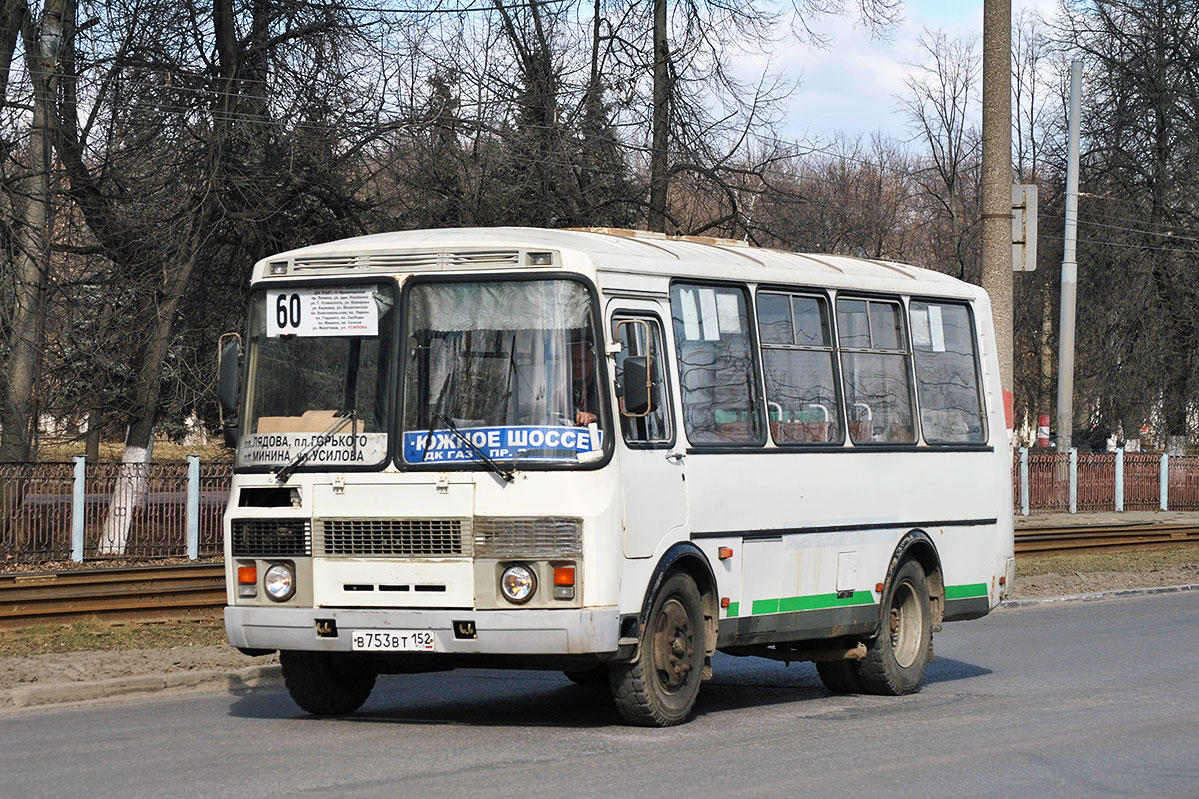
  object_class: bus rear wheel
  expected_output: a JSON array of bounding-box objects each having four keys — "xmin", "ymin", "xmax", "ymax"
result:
[
  {"xmin": 609, "ymin": 572, "xmax": 705, "ymax": 726},
  {"xmin": 857, "ymin": 559, "xmax": 932, "ymax": 695},
  {"xmin": 280, "ymin": 650, "xmax": 377, "ymax": 715}
]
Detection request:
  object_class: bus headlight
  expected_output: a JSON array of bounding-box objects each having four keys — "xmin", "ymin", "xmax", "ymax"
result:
[
  {"xmin": 500, "ymin": 564, "xmax": 537, "ymax": 604},
  {"xmin": 263, "ymin": 562, "xmax": 296, "ymax": 602}
]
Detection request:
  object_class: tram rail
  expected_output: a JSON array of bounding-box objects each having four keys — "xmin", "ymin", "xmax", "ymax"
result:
[
  {"xmin": 1013, "ymin": 519, "xmax": 1199, "ymax": 556},
  {"xmin": 0, "ymin": 563, "xmax": 225, "ymax": 629}
]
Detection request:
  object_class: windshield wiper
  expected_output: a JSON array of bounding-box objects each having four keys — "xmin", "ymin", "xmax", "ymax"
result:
[
  {"xmin": 437, "ymin": 413, "xmax": 514, "ymax": 483},
  {"xmin": 275, "ymin": 408, "xmax": 355, "ymax": 483}
]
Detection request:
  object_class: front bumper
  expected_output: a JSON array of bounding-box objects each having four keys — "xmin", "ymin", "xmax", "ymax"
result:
[{"xmin": 225, "ymin": 604, "xmax": 621, "ymax": 655}]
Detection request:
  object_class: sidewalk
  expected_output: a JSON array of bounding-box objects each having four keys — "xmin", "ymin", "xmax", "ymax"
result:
[{"xmin": 0, "ymin": 662, "xmax": 281, "ymax": 710}]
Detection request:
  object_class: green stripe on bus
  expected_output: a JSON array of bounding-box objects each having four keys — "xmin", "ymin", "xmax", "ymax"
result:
[
  {"xmin": 945, "ymin": 582, "xmax": 988, "ymax": 599},
  {"xmin": 729, "ymin": 586, "xmax": 982, "ymax": 619},
  {"xmin": 778, "ymin": 590, "xmax": 875, "ymax": 612},
  {"xmin": 751, "ymin": 598, "xmax": 780, "ymax": 615},
  {"xmin": 746, "ymin": 590, "xmax": 875, "ymax": 617}
]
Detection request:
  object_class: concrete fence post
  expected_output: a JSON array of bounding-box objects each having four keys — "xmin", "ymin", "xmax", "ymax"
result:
[
  {"xmin": 1160, "ymin": 453, "xmax": 1169, "ymax": 511},
  {"xmin": 1068, "ymin": 448, "xmax": 1078, "ymax": 514},
  {"xmin": 1114, "ymin": 449, "xmax": 1124, "ymax": 512},
  {"xmin": 1019, "ymin": 447, "xmax": 1029, "ymax": 516},
  {"xmin": 71, "ymin": 455, "xmax": 86, "ymax": 563},
  {"xmin": 186, "ymin": 455, "xmax": 200, "ymax": 560}
]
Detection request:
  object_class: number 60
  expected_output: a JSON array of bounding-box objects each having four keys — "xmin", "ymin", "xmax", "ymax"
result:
[{"xmin": 276, "ymin": 293, "xmax": 302, "ymax": 329}]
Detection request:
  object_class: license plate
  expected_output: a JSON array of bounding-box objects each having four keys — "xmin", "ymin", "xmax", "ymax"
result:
[{"xmin": 350, "ymin": 629, "xmax": 436, "ymax": 652}]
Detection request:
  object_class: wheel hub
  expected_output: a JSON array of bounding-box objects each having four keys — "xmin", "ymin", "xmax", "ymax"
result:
[
  {"xmin": 652, "ymin": 597, "xmax": 693, "ymax": 692},
  {"xmin": 889, "ymin": 581, "xmax": 922, "ymax": 668}
]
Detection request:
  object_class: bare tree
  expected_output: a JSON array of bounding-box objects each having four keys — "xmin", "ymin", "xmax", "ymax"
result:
[
  {"xmin": 0, "ymin": 0, "xmax": 65, "ymax": 464},
  {"xmin": 901, "ymin": 28, "xmax": 982, "ymax": 282},
  {"xmin": 1056, "ymin": 0, "xmax": 1199, "ymax": 451},
  {"xmin": 42, "ymin": 0, "xmax": 393, "ymax": 553},
  {"xmin": 1010, "ymin": 8, "xmax": 1060, "ymax": 438}
]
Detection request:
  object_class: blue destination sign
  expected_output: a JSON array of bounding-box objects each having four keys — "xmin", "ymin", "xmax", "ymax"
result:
[{"xmin": 403, "ymin": 425, "xmax": 603, "ymax": 463}]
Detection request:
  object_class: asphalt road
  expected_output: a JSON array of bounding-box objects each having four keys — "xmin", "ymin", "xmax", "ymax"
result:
[{"xmin": 2, "ymin": 592, "xmax": 1196, "ymax": 799}]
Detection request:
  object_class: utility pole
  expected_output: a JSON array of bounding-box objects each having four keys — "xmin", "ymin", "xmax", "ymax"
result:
[
  {"xmin": 981, "ymin": 0, "xmax": 1013, "ymax": 442},
  {"xmin": 1055, "ymin": 60, "xmax": 1083, "ymax": 452}
]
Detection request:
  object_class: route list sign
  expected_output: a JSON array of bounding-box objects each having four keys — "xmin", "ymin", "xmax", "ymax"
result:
[
  {"xmin": 238, "ymin": 432, "xmax": 388, "ymax": 467},
  {"xmin": 267, "ymin": 287, "xmax": 378, "ymax": 337}
]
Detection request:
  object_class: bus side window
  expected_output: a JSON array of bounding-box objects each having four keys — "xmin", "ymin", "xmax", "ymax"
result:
[
  {"xmin": 836, "ymin": 298, "xmax": 916, "ymax": 444},
  {"xmin": 669, "ymin": 284, "xmax": 764, "ymax": 444},
  {"xmin": 757, "ymin": 291, "xmax": 843, "ymax": 445},
  {"xmin": 613, "ymin": 315, "xmax": 673, "ymax": 445},
  {"xmin": 910, "ymin": 301, "xmax": 986, "ymax": 443}
]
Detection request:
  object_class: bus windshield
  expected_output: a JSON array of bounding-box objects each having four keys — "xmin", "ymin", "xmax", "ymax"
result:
[
  {"xmin": 401, "ymin": 278, "xmax": 607, "ymax": 467},
  {"xmin": 237, "ymin": 284, "xmax": 395, "ymax": 469}
]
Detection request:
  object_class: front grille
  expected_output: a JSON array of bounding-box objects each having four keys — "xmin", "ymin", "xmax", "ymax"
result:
[
  {"xmin": 316, "ymin": 518, "xmax": 471, "ymax": 557},
  {"xmin": 231, "ymin": 518, "xmax": 312, "ymax": 556},
  {"xmin": 474, "ymin": 516, "xmax": 582, "ymax": 558}
]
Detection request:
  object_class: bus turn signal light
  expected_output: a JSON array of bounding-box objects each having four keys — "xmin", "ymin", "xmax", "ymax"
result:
[
  {"xmin": 553, "ymin": 566, "xmax": 575, "ymax": 600},
  {"xmin": 237, "ymin": 565, "xmax": 257, "ymax": 599},
  {"xmin": 718, "ymin": 547, "xmax": 733, "ymax": 560}
]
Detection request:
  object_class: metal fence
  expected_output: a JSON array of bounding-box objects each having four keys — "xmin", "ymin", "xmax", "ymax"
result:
[
  {"xmin": 1013, "ymin": 448, "xmax": 1199, "ymax": 514},
  {"xmin": 1124, "ymin": 454, "xmax": 1162, "ymax": 511},
  {"xmin": 1026, "ymin": 451, "xmax": 1070, "ymax": 512},
  {"xmin": 1, "ymin": 457, "xmax": 230, "ymax": 564},
  {"xmin": 0, "ymin": 462, "xmax": 75, "ymax": 562}
]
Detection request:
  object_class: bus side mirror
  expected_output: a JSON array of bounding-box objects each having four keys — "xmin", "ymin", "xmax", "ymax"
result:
[
  {"xmin": 217, "ymin": 333, "xmax": 242, "ymax": 448},
  {"xmin": 613, "ymin": 318, "xmax": 656, "ymax": 418},
  {"xmin": 622, "ymin": 356, "xmax": 652, "ymax": 416}
]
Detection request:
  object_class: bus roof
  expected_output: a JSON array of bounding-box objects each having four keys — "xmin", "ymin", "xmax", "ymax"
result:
[{"xmin": 255, "ymin": 227, "xmax": 983, "ymax": 300}]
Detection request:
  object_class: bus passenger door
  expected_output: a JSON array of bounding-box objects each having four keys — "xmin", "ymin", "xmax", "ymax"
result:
[{"xmin": 610, "ymin": 307, "xmax": 688, "ymax": 558}]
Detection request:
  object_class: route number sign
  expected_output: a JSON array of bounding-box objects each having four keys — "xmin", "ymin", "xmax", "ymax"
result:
[{"xmin": 266, "ymin": 287, "xmax": 378, "ymax": 337}]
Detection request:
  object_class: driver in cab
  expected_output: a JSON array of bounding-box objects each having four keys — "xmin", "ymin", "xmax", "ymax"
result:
[{"xmin": 570, "ymin": 339, "xmax": 599, "ymax": 426}]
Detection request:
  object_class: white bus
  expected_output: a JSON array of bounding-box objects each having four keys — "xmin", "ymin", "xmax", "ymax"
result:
[{"xmin": 220, "ymin": 227, "xmax": 1015, "ymax": 726}]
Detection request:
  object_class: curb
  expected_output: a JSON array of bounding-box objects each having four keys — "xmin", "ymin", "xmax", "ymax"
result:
[
  {"xmin": 1002, "ymin": 583, "xmax": 1199, "ymax": 608},
  {"xmin": 0, "ymin": 663, "xmax": 282, "ymax": 710}
]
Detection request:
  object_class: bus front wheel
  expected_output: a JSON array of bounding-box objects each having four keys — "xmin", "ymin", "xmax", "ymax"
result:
[
  {"xmin": 279, "ymin": 650, "xmax": 377, "ymax": 715},
  {"xmin": 857, "ymin": 559, "xmax": 932, "ymax": 695},
  {"xmin": 609, "ymin": 572, "xmax": 705, "ymax": 726}
]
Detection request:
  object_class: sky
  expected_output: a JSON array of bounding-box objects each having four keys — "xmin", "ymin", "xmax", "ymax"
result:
[{"xmin": 752, "ymin": 0, "xmax": 1062, "ymax": 146}]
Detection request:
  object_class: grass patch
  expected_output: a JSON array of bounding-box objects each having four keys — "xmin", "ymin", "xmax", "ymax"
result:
[
  {"xmin": 1017, "ymin": 547, "xmax": 1199, "ymax": 577},
  {"xmin": 0, "ymin": 616, "xmax": 227, "ymax": 658}
]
